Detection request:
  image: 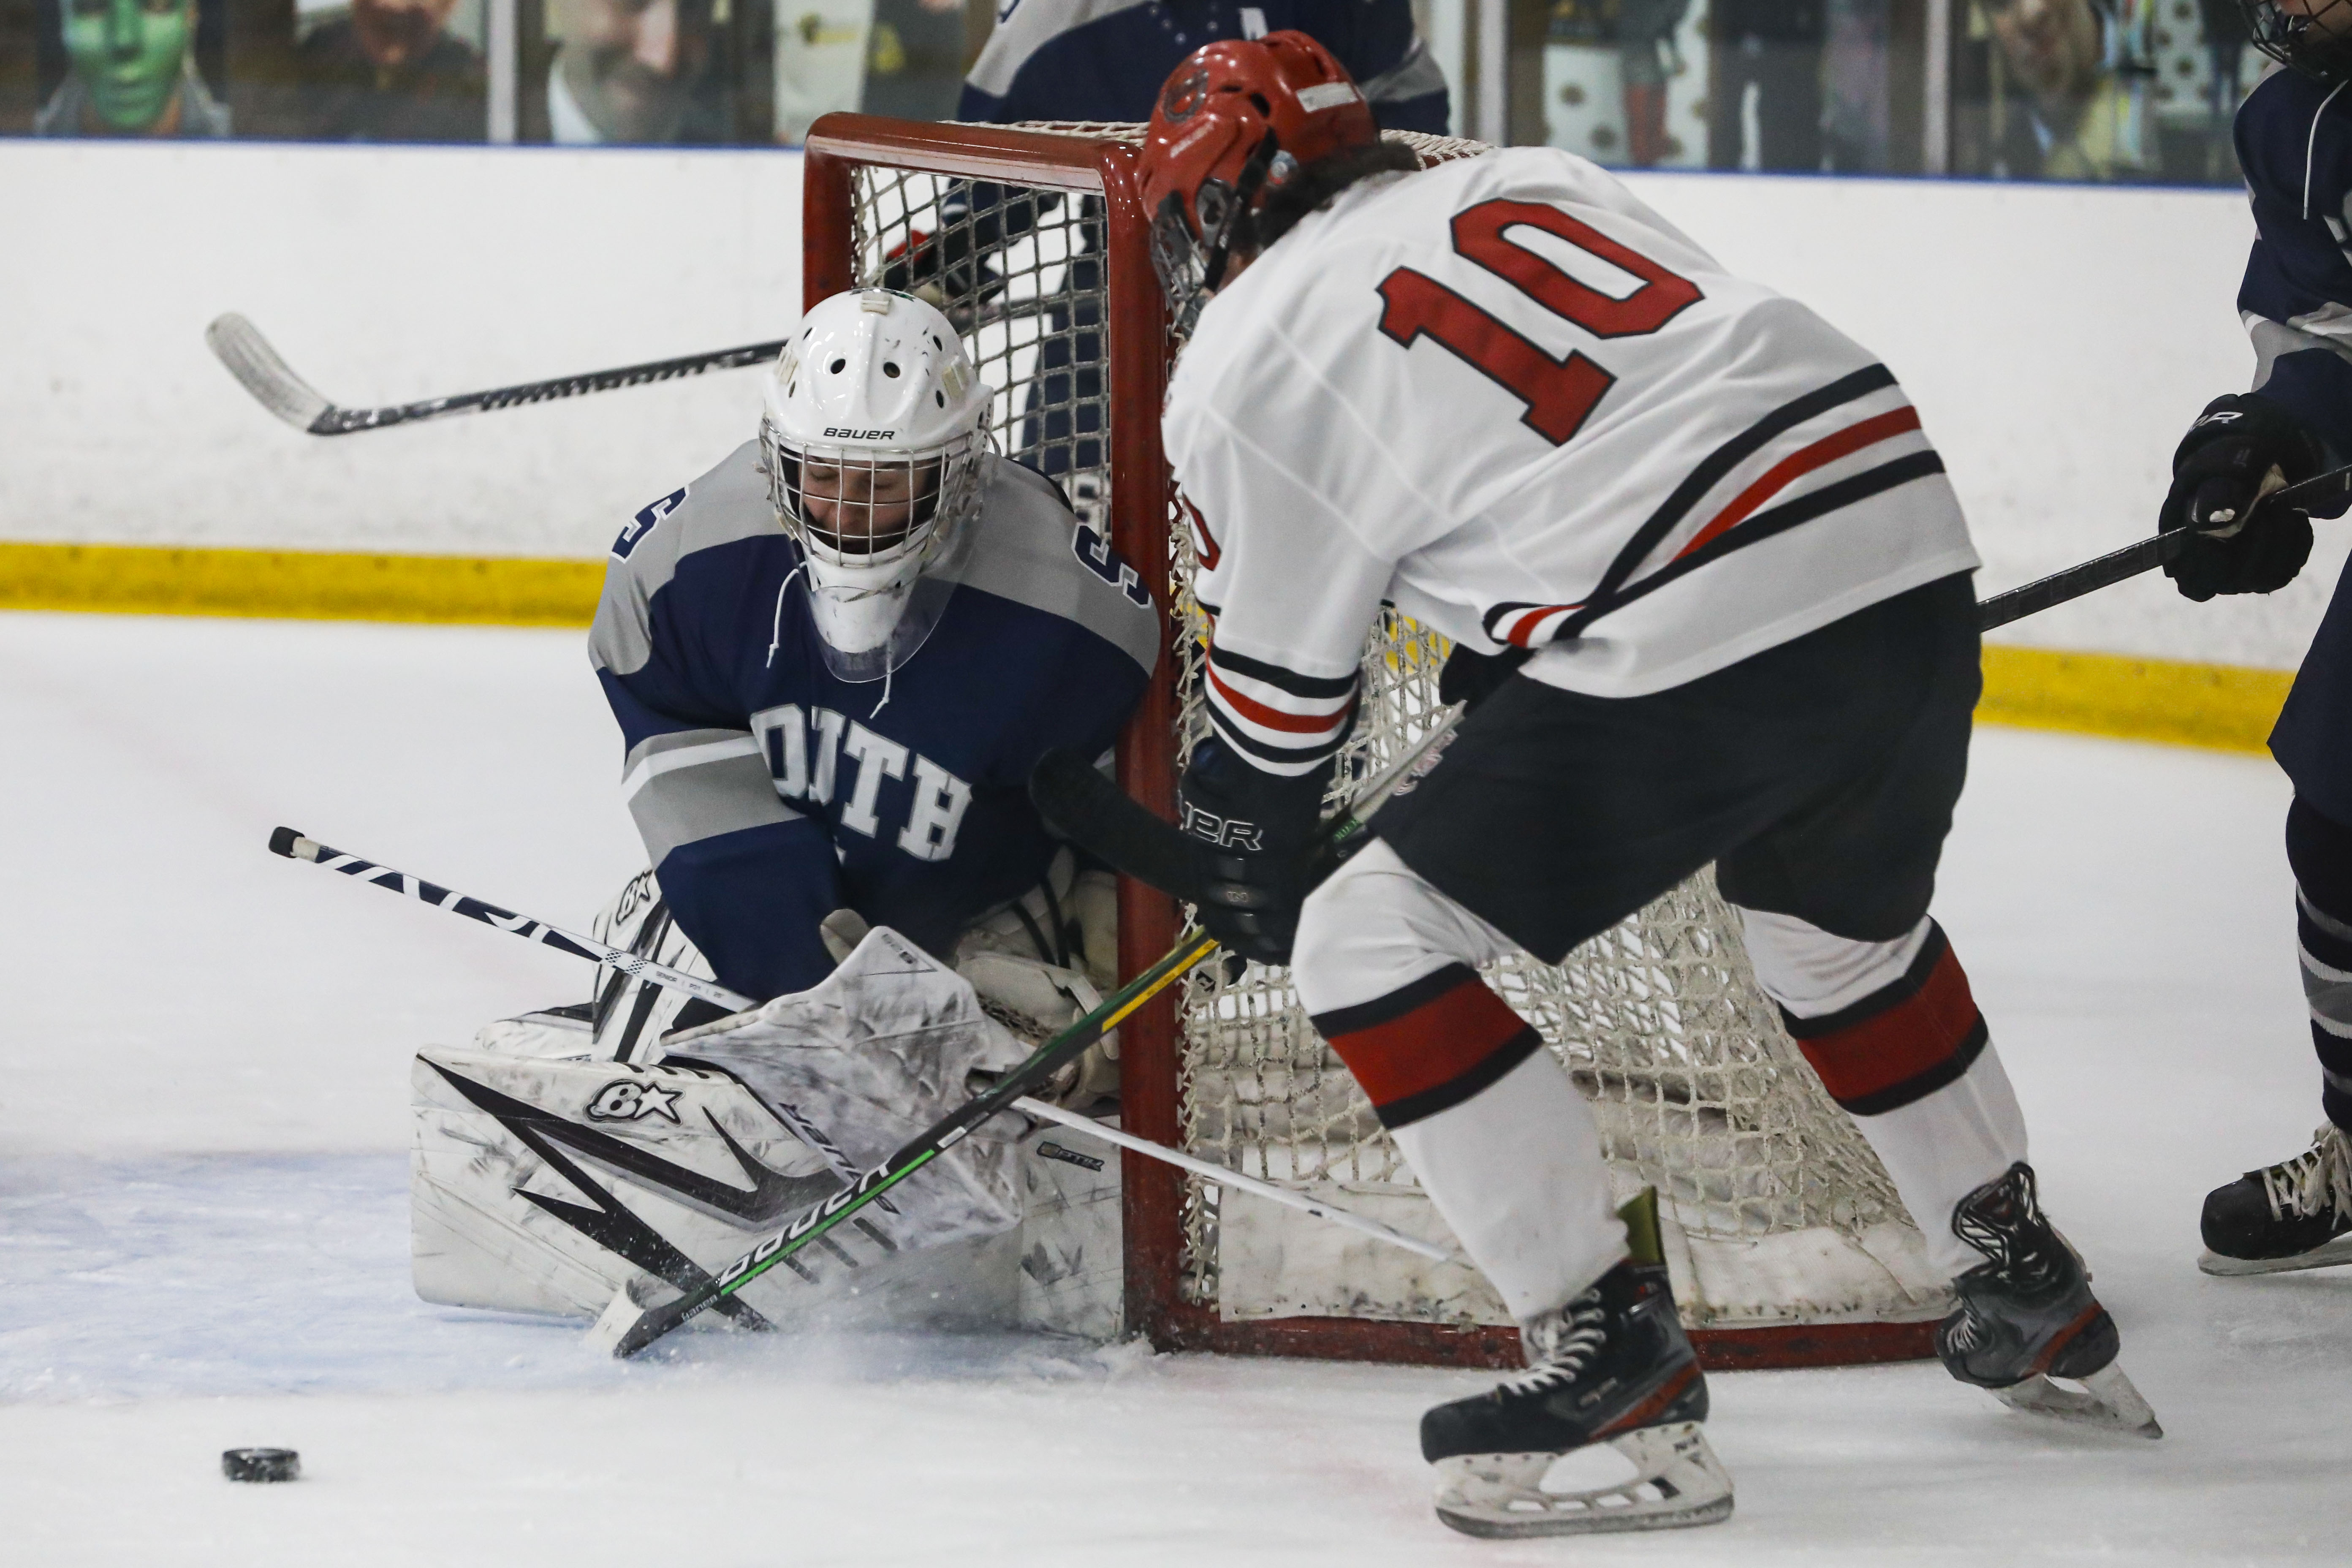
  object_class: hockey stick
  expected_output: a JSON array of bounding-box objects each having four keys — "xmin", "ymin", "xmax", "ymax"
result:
[
  {"xmin": 264, "ymin": 827, "xmax": 878, "ymax": 1208},
  {"xmin": 206, "ymin": 296, "xmax": 1059, "ymax": 438},
  {"xmin": 263, "ymin": 824, "xmax": 1437, "ymax": 1255},
  {"xmin": 586, "ymin": 926, "xmax": 1224, "ymax": 1357},
  {"xmin": 1008, "ymin": 1095, "xmax": 1452, "ymax": 1263},
  {"xmin": 269, "ymin": 827, "xmax": 1446, "ymax": 1332},
  {"xmin": 1027, "ymin": 709, "xmax": 1467, "ymax": 912},
  {"xmin": 1976, "ymin": 462, "xmax": 2352, "ymax": 632},
  {"xmin": 207, "ymin": 315, "xmax": 791, "ymax": 437}
]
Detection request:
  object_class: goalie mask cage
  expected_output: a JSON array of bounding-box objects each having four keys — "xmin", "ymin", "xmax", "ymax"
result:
[{"xmin": 802, "ymin": 115, "xmax": 1949, "ymax": 1371}]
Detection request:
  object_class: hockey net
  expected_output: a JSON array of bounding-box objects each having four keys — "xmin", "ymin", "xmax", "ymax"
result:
[{"xmin": 802, "ymin": 115, "xmax": 1950, "ymax": 1369}]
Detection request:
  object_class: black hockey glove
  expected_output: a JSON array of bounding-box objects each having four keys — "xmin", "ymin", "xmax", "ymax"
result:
[
  {"xmin": 2159, "ymin": 394, "xmax": 2322, "ymax": 603},
  {"xmin": 1178, "ymin": 735, "xmax": 1333, "ymax": 967},
  {"xmin": 1437, "ymin": 643, "xmax": 1533, "ymax": 712}
]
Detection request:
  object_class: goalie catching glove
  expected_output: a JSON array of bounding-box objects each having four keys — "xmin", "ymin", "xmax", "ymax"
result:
[
  {"xmin": 1178, "ymin": 734, "xmax": 1333, "ymax": 966},
  {"xmin": 2159, "ymin": 393, "xmax": 2325, "ymax": 602}
]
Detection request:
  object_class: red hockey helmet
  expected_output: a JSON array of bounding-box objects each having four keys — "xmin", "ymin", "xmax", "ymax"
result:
[{"xmin": 1138, "ymin": 33, "xmax": 1381, "ymax": 326}]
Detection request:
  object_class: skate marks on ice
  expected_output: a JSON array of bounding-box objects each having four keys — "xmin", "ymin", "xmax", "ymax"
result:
[{"xmin": 0, "ymin": 1152, "xmax": 1136, "ymax": 1404}]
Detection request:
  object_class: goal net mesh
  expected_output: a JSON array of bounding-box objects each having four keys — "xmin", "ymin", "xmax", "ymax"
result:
[{"xmin": 831, "ymin": 123, "xmax": 1949, "ymax": 1340}]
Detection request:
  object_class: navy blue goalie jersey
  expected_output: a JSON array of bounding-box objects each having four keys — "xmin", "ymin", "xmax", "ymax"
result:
[
  {"xmin": 960, "ymin": 0, "xmax": 1449, "ymax": 133},
  {"xmin": 2236, "ymin": 68, "xmax": 2352, "ymax": 460},
  {"xmin": 589, "ymin": 445, "xmax": 1160, "ymax": 1003}
]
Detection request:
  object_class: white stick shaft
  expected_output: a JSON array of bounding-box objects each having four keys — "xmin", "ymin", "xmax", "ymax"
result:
[{"xmin": 1009, "ymin": 1095, "xmax": 1456, "ymax": 1264}]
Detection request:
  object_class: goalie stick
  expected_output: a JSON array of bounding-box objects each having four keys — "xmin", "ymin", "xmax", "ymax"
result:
[
  {"xmin": 265, "ymin": 827, "xmax": 879, "ymax": 1209},
  {"xmin": 268, "ymin": 827, "xmax": 1448, "ymax": 1335},
  {"xmin": 584, "ymin": 927, "xmax": 1224, "ymax": 1358}
]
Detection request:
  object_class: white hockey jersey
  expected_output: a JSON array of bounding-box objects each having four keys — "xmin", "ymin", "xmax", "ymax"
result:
[{"xmin": 1165, "ymin": 146, "xmax": 1979, "ymax": 777}]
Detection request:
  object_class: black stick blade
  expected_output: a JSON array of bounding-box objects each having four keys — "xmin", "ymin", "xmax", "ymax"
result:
[{"xmin": 1029, "ymin": 750, "xmax": 1199, "ymax": 903}]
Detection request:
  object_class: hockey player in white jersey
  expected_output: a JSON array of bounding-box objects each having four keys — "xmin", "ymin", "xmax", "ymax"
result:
[{"xmin": 1138, "ymin": 34, "xmax": 2158, "ymax": 1538}]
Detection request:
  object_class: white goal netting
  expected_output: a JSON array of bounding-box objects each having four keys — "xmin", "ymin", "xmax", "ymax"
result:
[{"xmin": 828, "ymin": 122, "xmax": 1950, "ymax": 1341}]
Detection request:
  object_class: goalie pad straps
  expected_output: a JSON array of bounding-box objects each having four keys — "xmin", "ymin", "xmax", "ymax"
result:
[{"xmin": 1738, "ymin": 908, "xmax": 2028, "ymax": 1278}]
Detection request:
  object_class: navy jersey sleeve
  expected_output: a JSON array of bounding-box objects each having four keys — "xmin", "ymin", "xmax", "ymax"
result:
[
  {"xmin": 590, "ymin": 446, "xmax": 844, "ymax": 1002},
  {"xmin": 2235, "ymin": 70, "xmax": 2352, "ymax": 461}
]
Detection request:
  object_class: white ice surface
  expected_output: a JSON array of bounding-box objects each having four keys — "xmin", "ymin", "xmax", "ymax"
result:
[{"xmin": 3, "ymin": 611, "xmax": 2348, "ymax": 1563}]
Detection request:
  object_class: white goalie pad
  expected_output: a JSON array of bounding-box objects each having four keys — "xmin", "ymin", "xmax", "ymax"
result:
[{"xmin": 412, "ymin": 924, "xmax": 1123, "ymax": 1335}]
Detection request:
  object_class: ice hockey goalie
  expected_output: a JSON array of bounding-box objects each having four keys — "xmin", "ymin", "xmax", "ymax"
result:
[{"xmin": 411, "ymin": 925, "xmax": 1123, "ymax": 1337}]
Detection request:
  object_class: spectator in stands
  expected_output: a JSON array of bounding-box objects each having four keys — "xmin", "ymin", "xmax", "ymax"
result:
[
  {"xmin": 36, "ymin": 0, "xmax": 231, "ymax": 137},
  {"xmin": 1619, "ymin": 0, "xmax": 1688, "ymax": 168},
  {"xmin": 902, "ymin": 0, "xmax": 1447, "ymax": 498},
  {"xmin": 295, "ymin": 0, "xmax": 486, "ymax": 142},
  {"xmin": 1707, "ymin": 0, "xmax": 1823, "ymax": 172},
  {"xmin": 1981, "ymin": 0, "xmax": 2157, "ymax": 180},
  {"xmin": 547, "ymin": 0, "xmax": 727, "ymax": 143}
]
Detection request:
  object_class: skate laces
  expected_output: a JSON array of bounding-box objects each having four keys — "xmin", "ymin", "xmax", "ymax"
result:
[
  {"xmin": 1502, "ymin": 1293, "xmax": 1611, "ymax": 1396},
  {"xmin": 1951, "ymin": 1163, "xmax": 2065, "ymax": 1286},
  {"xmin": 2259, "ymin": 1126, "xmax": 2352, "ymax": 1222}
]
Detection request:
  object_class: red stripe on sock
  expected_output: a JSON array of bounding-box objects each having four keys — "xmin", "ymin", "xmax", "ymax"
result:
[
  {"xmin": 1794, "ymin": 944, "xmax": 1982, "ymax": 1106},
  {"xmin": 1324, "ymin": 975, "xmax": 1535, "ymax": 1111}
]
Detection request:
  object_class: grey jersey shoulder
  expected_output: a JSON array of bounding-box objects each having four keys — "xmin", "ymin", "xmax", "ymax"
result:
[
  {"xmin": 945, "ymin": 454, "xmax": 1161, "ymax": 676},
  {"xmin": 590, "ymin": 439, "xmax": 779, "ymax": 677}
]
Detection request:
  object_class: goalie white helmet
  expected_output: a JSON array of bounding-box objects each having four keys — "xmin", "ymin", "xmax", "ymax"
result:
[{"xmin": 761, "ymin": 289, "xmax": 995, "ymax": 679}]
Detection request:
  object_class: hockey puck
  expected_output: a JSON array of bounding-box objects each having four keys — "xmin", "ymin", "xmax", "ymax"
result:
[{"xmin": 222, "ymin": 1448, "xmax": 300, "ymax": 1483}]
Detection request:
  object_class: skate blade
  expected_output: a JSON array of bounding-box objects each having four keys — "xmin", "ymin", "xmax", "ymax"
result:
[
  {"xmin": 1992, "ymin": 1363, "xmax": 2163, "ymax": 1440},
  {"xmin": 2198, "ymin": 1233, "xmax": 2352, "ymax": 1276},
  {"xmin": 1431, "ymin": 1422, "xmax": 1734, "ymax": 1539}
]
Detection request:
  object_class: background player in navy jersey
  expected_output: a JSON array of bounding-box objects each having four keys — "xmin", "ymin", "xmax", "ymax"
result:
[
  {"xmin": 960, "ymin": 0, "xmax": 1447, "ymax": 130},
  {"xmin": 577, "ymin": 288, "xmax": 1159, "ymax": 1079},
  {"xmin": 884, "ymin": 0, "xmax": 1447, "ymax": 498},
  {"xmin": 2164, "ymin": 0, "xmax": 2352, "ymax": 1277}
]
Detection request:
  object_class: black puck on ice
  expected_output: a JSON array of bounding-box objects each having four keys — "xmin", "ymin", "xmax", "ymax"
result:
[{"xmin": 222, "ymin": 1448, "xmax": 301, "ymax": 1483}]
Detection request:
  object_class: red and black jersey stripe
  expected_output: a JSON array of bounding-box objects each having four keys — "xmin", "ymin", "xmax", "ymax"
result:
[
  {"xmin": 1472, "ymin": 364, "xmax": 1942, "ymax": 649},
  {"xmin": 1780, "ymin": 922, "xmax": 1988, "ymax": 1117},
  {"xmin": 1310, "ymin": 963, "xmax": 1546, "ymax": 1128},
  {"xmin": 1201, "ymin": 642, "xmax": 1361, "ymax": 771}
]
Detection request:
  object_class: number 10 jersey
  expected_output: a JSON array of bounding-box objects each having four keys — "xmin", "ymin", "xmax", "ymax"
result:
[{"xmin": 1163, "ymin": 146, "xmax": 1978, "ymax": 778}]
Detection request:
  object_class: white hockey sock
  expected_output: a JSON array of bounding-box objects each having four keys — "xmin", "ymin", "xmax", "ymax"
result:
[
  {"xmin": 1294, "ymin": 842, "xmax": 1627, "ymax": 1320},
  {"xmin": 1738, "ymin": 906, "xmax": 2027, "ymax": 1278}
]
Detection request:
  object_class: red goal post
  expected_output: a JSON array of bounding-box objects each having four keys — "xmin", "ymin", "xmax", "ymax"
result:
[{"xmin": 801, "ymin": 114, "xmax": 1943, "ymax": 1372}]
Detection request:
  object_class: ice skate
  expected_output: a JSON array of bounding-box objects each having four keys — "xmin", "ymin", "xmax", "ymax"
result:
[
  {"xmin": 2199, "ymin": 1125, "xmax": 2352, "ymax": 1275},
  {"xmin": 1420, "ymin": 1193, "xmax": 1733, "ymax": 1538},
  {"xmin": 1936, "ymin": 1163, "xmax": 2162, "ymax": 1439}
]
